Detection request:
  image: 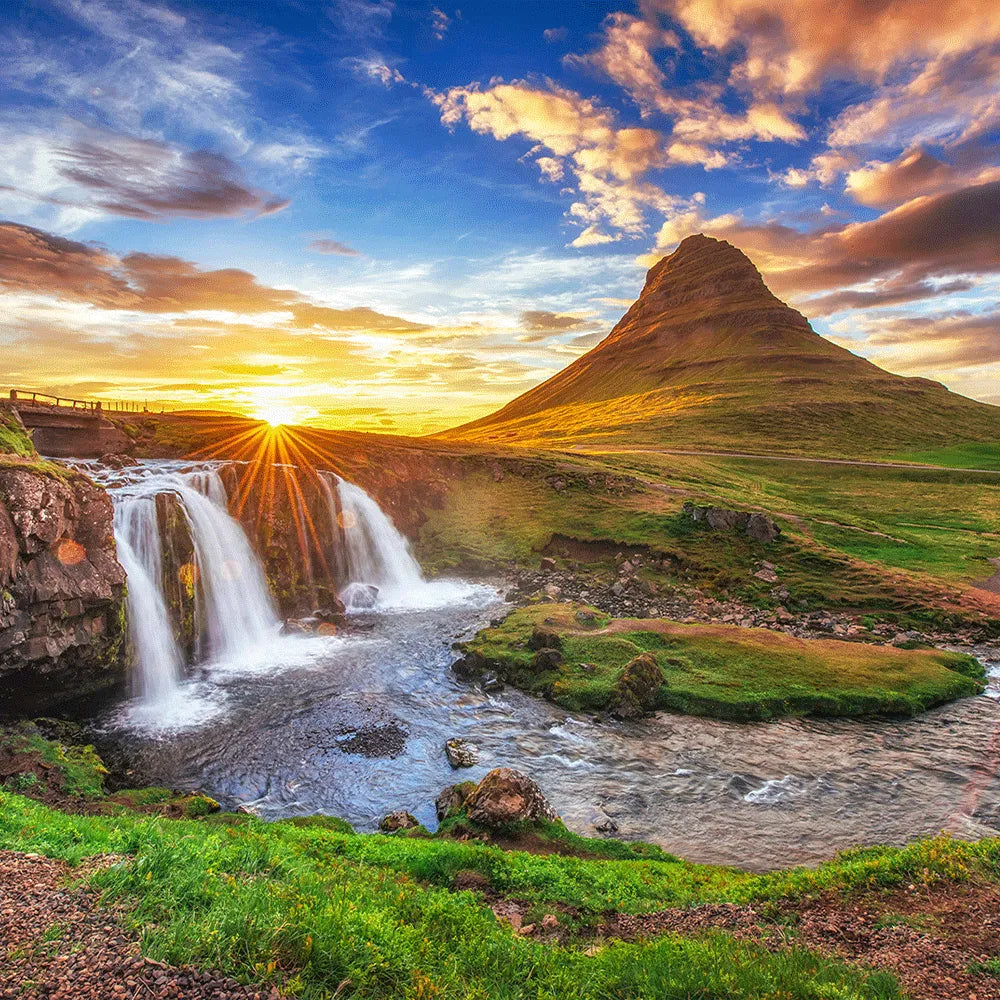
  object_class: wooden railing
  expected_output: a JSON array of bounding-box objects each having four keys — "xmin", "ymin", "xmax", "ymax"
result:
[{"xmin": 8, "ymin": 389, "xmax": 147, "ymax": 414}]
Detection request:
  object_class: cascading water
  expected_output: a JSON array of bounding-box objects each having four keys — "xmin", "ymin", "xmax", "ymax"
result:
[
  {"xmin": 323, "ymin": 473, "xmax": 488, "ymax": 611},
  {"xmin": 113, "ymin": 497, "xmax": 183, "ymax": 702},
  {"xmin": 108, "ymin": 464, "xmax": 279, "ymax": 704},
  {"xmin": 335, "ymin": 476, "xmax": 425, "ymax": 607}
]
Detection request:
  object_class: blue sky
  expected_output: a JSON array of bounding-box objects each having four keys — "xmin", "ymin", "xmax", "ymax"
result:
[{"xmin": 1, "ymin": 0, "xmax": 998, "ymax": 432}]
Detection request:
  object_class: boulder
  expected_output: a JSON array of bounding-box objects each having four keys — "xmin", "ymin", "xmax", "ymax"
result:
[
  {"xmin": 465, "ymin": 767, "xmax": 557, "ymax": 827},
  {"xmin": 379, "ymin": 810, "xmax": 419, "ymax": 832},
  {"xmin": 445, "ymin": 738, "xmax": 479, "ymax": 768},
  {"xmin": 610, "ymin": 653, "xmax": 664, "ymax": 719},
  {"xmin": 528, "ymin": 626, "xmax": 563, "ymax": 651},
  {"xmin": 532, "ymin": 647, "xmax": 563, "ymax": 671},
  {"xmin": 435, "ymin": 781, "xmax": 477, "ymax": 821},
  {"xmin": 746, "ymin": 513, "xmax": 782, "ymax": 542},
  {"xmin": 99, "ymin": 453, "xmax": 138, "ymax": 469},
  {"xmin": 683, "ymin": 502, "xmax": 781, "ymax": 542},
  {"xmin": 539, "ymin": 556, "xmax": 557, "ymax": 572},
  {"xmin": 340, "ymin": 582, "xmax": 379, "ymax": 610}
]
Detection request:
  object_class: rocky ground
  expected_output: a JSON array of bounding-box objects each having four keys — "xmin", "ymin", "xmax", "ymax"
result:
[
  {"xmin": 504, "ymin": 555, "xmax": 997, "ymax": 650},
  {"xmin": 490, "ymin": 881, "xmax": 1000, "ymax": 1000},
  {"xmin": 0, "ymin": 851, "xmax": 282, "ymax": 1000}
]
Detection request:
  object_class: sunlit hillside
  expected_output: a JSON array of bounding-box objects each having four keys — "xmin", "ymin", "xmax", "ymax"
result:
[{"xmin": 443, "ymin": 236, "xmax": 1000, "ymax": 460}]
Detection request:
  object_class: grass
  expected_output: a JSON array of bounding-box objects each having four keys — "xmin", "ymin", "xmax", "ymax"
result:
[
  {"xmin": 0, "ymin": 403, "xmax": 34, "ymax": 457},
  {"xmin": 892, "ymin": 442, "xmax": 1000, "ymax": 472},
  {"xmin": 460, "ymin": 603, "xmax": 985, "ymax": 720},
  {"xmin": 0, "ymin": 724, "xmax": 109, "ymax": 798},
  {"xmin": 0, "ymin": 788, "xmax": 937, "ymax": 1000}
]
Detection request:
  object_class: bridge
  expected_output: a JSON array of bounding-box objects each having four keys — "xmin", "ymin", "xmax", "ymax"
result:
[{"xmin": 7, "ymin": 389, "xmax": 137, "ymax": 458}]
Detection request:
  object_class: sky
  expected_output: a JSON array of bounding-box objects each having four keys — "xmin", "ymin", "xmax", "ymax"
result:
[{"xmin": 0, "ymin": 0, "xmax": 998, "ymax": 434}]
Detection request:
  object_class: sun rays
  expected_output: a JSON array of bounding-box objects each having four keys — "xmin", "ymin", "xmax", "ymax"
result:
[{"xmin": 184, "ymin": 415, "xmax": 360, "ymax": 594}]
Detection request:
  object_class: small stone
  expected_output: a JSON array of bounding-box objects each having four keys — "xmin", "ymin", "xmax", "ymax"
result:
[
  {"xmin": 445, "ymin": 738, "xmax": 479, "ymax": 769},
  {"xmin": 379, "ymin": 810, "xmax": 419, "ymax": 832}
]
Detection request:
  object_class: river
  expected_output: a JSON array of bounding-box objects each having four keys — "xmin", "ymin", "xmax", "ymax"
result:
[{"xmin": 87, "ymin": 460, "xmax": 1000, "ymax": 871}]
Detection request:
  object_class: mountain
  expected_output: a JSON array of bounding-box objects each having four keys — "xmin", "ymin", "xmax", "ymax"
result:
[{"xmin": 442, "ymin": 235, "xmax": 1000, "ymax": 459}]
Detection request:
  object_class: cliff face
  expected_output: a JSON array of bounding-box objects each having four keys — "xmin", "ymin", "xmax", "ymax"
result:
[{"xmin": 0, "ymin": 467, "xmax": 127, "ymax": 710}]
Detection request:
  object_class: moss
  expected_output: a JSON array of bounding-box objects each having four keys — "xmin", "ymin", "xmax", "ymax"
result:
[
  {"xmin": 460, "ymin": 603, "xmax": 985, "ymax": 721},
  {"xmin": 0, "ymin": 404, "xmax": 35, "ymax": 457}
]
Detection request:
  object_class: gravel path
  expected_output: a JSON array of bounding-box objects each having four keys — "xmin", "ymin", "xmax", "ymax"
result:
[{"xmin": 0, "ymin": 851, "xmax": 282, "ymax": 1000}]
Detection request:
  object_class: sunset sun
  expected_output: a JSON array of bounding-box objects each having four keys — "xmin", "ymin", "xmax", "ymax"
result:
[{"xmin": 254, "ymin": 404, "xmax": 298, "ymax": 428}]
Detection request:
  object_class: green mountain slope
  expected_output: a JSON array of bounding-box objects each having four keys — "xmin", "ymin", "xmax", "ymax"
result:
[{"xmin": 443, "ymin": 235, "xmax": 1000, "ymax": 459}]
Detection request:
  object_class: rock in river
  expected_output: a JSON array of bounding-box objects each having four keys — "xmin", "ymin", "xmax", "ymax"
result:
[
  {"xmin": 465, "ymin": 768, "xmax": 557, "ymax": 827},
  {"xmin": 445, "ymin": 738, "xmax": 479, "ymax": 768}
]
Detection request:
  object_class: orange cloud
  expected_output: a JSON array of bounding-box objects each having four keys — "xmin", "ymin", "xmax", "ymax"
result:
[
  {"xmin": 433, "ymin": 79, "xmax": 700, "ymax": 244},
  {"xmin": 0, "ymin": 222, "xmax": 425, "ymax": 333},
  {"xmin": 648, "ymin": 180, "xmax": 1000, "ymax": 304},
  {"xmin": 658, "ymin": 0, "xmax": 1000, "ymax": 96}
]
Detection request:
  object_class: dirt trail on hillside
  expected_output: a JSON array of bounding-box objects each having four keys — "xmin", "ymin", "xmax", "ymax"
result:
[
  {"xmin": 975, "ymin": 558, "xmax": 1000, "ymax": 595},
  {"xmin": 0, "ymin": 851, "xmax": 281, "ymax": 1000},
  {"xmin": 585, "ymin": 445, "xmax": 1000, "ymax": 476}
]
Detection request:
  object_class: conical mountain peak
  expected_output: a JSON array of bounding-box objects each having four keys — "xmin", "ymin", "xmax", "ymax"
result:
[
  {"xmin": 443, "ymin": 234, "xmax": 1000, "ymax": 454},
  {"xmin": 635, "ymin": 234, "xmax": 777, "ymax": 314}
]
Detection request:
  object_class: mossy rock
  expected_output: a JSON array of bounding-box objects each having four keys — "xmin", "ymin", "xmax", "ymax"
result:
[
  {"xmin": 529, "ymin": 626, "xmax": 563, "ymax": 651},
  {"xmin": 610, "ymin": 653, "xmax": 664, "ymax": 719}
]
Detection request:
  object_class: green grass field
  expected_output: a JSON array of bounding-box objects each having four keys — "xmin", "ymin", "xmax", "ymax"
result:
[
  {"xmin": 461, "ymin": 603, "xmax": 984, "ymax": 720},
  {"xmin": 13, "ymin": 787, "xmax": 997, "ymax": 999}
]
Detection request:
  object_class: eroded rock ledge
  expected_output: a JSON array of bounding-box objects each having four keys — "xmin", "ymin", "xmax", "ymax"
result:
[{"xmin": 0, "ymin": 467, "xmax": 126, "ymax": 710}]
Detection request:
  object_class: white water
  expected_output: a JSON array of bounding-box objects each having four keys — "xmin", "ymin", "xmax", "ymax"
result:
[
  {"xmin": 108, "ymin": 465, "xmax": 280, "ymax": 710},
  {"xmin": 113, "ymin": 497, "xmax": 183, "ymax": 702},
  {"xmin": 329, "ymin": 474, "xmax": 489, "ymax": 610},
  {"xmin": 83, "ymin": 460, "xmax": 491, "ymax": 732}
]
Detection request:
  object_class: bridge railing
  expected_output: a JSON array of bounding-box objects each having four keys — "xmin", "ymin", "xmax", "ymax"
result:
[{"xmin": 9, "ymin": 389, "xmax": 147, "ymax": 414}]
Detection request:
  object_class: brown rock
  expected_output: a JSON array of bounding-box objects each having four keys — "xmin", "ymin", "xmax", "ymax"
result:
[
  {"xmin": 465, "ymin": 767, "xmax": 557, "ymax": 827},
  {"xmin": 379, "ymin": 811, "xmax": 419, "ymax": 832}
]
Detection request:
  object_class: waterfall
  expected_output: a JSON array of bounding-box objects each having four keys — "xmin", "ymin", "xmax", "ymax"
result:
[
  {"xmin": 320, "ymin": 475, "xmax": 425, "ymax": 609},
  {"xmin": 113, "ymin": 497, "xmax": 183, "ymax": 701},
  {"xmin": 110, "ymin": 464, "xmax": 279, "ymax": 703}
]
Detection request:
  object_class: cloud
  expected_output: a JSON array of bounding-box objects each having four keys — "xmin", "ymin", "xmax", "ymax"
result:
[
  {"xmin": 516, "ymin": 309, "xmax": 597, "ymax": 340},
  {"xmin": 328, "ymin": 0, "xmax": 395, "ymax": 39},
  {"xmin": 57, "ymin": 130, "xmax": 287, "ymax": 220},
  {"xmin": 800, "ymin": 279, "xmax": 975, "ymax": 316},
  {"xmin": 646, "ymin": 181, "xmax": 1000, "ymax": 306},
  {"xmin": 0, "ymin": 0, "xmax": 323, "ymax": 228},
  {"xmin": 431, "ymin": 79, "xmax": 700, "ymax": 243},
  {"xmin": 520, "ymin": 310, "xmax": 589, "ymax": 332},
  {"xmin": 543, "ymin": 27, "xmax": 568, "ymax": 44},
  {"xmin": 565, "ymin": 11, "xmax": 805, "ymax": 148},
  {"xmin": 0, "ymin": 220, "xmax": 423, "ymax": 332},
  {"xmin": 655, "ymin": 0, "xmax": 1000, "ymax": 97},
  {"xmin": 308, "ymin": 238, "xmax": 362, "ymax": 256},
  {"xmin": 430, "ymin": 8, "xmax": 451, "ymax": 40},
  {"xmin": 0, "ymin": 122, "xmax": 288, "ymax": 229},
  {"xmin": 826, "ymin": 306, "xmax": 1000, "ymax": 396}
]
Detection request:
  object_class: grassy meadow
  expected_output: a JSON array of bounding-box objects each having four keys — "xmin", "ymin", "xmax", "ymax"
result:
[
  {"xmin": 460, "ymin": 603, "xmax": 985, "ymax": 720},
  {"xmin": 11, "ymin": 785, "xmax": 997, "ymax": 1000}
]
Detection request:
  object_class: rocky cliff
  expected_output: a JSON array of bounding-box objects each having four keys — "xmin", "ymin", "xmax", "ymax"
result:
[{"xmin": 0, "ymin": 466, "xmax": 127, "ymax": 711}]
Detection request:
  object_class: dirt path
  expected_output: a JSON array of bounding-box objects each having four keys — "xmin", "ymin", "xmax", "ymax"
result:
[
  {"xmin": 0, "ymin": 851, "xmax": 281, "ymax": 1000},
  {"xmin": 975, "ymin": 558, "xmax": 1000, "ymax": 595},
  {"xmin": 580, "ymin": 445, "xmax": 1000, "ymax": 476}
]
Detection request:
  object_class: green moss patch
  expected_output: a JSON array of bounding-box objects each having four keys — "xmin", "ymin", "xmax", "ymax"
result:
[{"xmin": 460, "ymin": 603, "xmax": 985, "ymax": 720}]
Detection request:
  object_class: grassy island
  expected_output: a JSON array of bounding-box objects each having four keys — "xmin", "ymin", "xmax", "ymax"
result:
[{"xmin": 458, "ymin": 603, "xmax": 985, "ymax": 721}]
